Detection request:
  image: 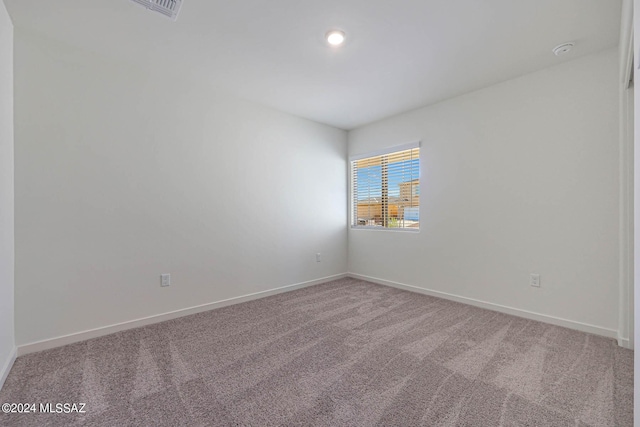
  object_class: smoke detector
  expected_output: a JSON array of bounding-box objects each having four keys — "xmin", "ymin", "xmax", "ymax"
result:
[
  {"xmin": 130, "ymin": 0, "xmax": 183, "ymax": 21},
  {"xmin": 552, "ymin": 42, "xmax": 574, "ymax": 56}
]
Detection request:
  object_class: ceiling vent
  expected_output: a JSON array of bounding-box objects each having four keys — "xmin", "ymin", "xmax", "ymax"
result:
[{"xmin": 130, "ymin": 0, "xmax": 183, "ymax": 21}]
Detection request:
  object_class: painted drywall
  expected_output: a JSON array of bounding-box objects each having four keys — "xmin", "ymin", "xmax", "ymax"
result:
[
  {"xmin": 348, "ymin": 48, "xmax": 620, "ymax": 334},
  {"xmin": 633, "ymin": 0, "xmax": 640, "ymax": 423},
  {"xmin": 0, "ymin": 0, "xmax": 15, "ymax": 388},
  {"xmin": 618, "ymin": 0, "xmax": 634, "ymax": 351},
  {"xmin": 621, "ymin": 83, "xmax": 634, "ymax": 347},
  {"xmin": 14, "ymin": 30, "xmax": 347, "ymax": 346}
]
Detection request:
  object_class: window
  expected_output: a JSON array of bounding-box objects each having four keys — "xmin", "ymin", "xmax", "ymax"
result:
[{"xmin": 351, "ymin": 142, "xmax": 420, "ymax": 230}]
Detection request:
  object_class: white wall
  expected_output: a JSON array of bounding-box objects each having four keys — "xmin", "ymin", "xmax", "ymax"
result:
[
  {"xmin": 633, "ymin": 1, "xmax": 640, "ymax": 424},
  {"xmin": 0, "ymin": 0, "xmax": 15, "ymax": 388},
  {"xmin": 618, "ymin": 0, "xmax": 634, "ymax": 352},
  {"xmin": 14, "ymin": 30, "xmax": 348, "ymax": 346},
  {"xmin": 349, "ymin": 48, "xmax": 620, "ymax": 335}
]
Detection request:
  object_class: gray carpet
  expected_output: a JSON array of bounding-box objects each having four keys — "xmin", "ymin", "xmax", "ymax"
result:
[{"xmin": 0, "ymin": 278, "xmax": 633, "ymax": 426}]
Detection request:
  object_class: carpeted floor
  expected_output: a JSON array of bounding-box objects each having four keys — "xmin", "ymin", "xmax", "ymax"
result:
[{"xmin": 0, "ymin": 278, "xmax": 634, "ymax": 426}]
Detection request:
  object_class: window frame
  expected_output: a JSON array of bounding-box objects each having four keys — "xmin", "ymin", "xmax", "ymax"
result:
[{"xmin": 349, "ymin": 141, "xmax": 421, "ymax": 232}]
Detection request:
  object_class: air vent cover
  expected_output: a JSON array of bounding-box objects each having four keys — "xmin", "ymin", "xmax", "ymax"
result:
[{"xmin": 130, "ymin": 0, "xmax": 183, "ymax": 21}]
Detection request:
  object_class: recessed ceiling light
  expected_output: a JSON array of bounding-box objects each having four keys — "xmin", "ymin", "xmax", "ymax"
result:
[
  {"xmin": 326, "ymin": 30, "xmax": 346, "ymax": 46},
  {"xmin": 552, "ymin": 42, "xmax": 574, "ymax": 56}
]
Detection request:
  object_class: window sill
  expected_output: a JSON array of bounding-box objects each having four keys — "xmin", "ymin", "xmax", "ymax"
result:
[{"xmin": 350, "ymin": 226, "xmax": 420, "ymax": 233}]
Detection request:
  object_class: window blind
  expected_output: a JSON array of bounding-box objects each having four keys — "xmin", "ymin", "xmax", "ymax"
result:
[{"xmin": 351, "ymin": 146, "xmax": 420, "ymax": 230}]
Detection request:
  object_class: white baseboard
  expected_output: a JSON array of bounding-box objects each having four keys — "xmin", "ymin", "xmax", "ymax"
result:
[
  {"xmin": 349, "ymin": 273, "xmax": 619, "ymax": 340},
  {"xmin": 0, "ymin": 346, "xmax": 17, "ymax": 391},
  {"xmin": 617, "ymin": 336, "xmax": 631, "ymax": 349},
  {"xmin": 18, "ymin": 273, "xmax": 347, "ymax": 356}
]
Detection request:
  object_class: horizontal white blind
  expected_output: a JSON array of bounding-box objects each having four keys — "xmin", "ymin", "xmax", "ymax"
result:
[
  {"xmin": 352, "ymin": 147, "xmax": 420, "ymax": 230},
  {"xmin": 129, "ymin": 0, "xmax": 183, "ymax": 20},
  {"xmin": 349, "ymin": 141, "xmax": 420, "ymax": 161}
]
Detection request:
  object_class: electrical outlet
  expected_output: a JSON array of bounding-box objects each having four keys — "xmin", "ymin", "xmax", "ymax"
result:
[
  {"xmin": 161, "ymin": 273, "xmax": 171, "ymax": 287},
  {"xmin": 316, "ymin": 253, "xmax": 322, "ymax": 262},
  {"xmin": 530, "ymin": 273, "xmax": 540, "ymax": 287}
]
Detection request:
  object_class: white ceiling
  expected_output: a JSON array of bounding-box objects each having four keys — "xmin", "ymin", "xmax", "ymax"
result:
[{"xmin": 5, "ymin": 0, "xmax": 622, "ymax": 130}]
